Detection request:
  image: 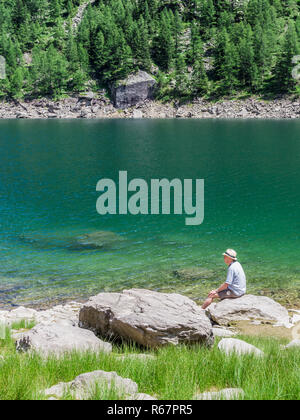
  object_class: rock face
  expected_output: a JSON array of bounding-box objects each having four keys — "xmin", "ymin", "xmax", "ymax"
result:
[
  {"xmin": 218, "ymin": 338, "xmax": 264, "ymax": 357},
  {"xmin": 43, "ymin": 370, "xmax": 138, "ymax": 400},
  {"xmin": 207, "ymin": 295, "xmax": 290, "ymax": 326},
  {"xmin": 79, "ymin": 289, "xmax": 214, "ymax": 348},
  {"xmin": 112, "ymin": 71, "xmax": 156, "ymax": 109},
  {"xmin": 194, "ymin": 388, "xmax": 245, "ymax": 400},
  {"xmin": 15, "ymin": 323, "xmax": 112, "ymax": 356}
]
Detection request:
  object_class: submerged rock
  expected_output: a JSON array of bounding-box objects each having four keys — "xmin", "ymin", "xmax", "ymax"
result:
[
  {"xmin": 207, "ymin": 295, "xmax": 290, "ymax": 326},
  {"xmin": 43, "ymin": 370, "xmax": 138, "ymax": 400},
  {"xmin": 15, "ymin": 322, "xmax": 112, "ymax": 357},
  {"xmin": 18, "ymin": 230, "xmax": 124, "ymax": 251},
  {"xmin": 79, "ymin": 289, "xmax": 214, "ymax": 348},
  {"xmin": 70, "ymin": 230, "xmax": 124, "ymax": 250},
  {"xmin": 172, "ymin": 267, "xmax": 216, "ymax": 281},
  {"xmin": 218, "ymin": 338, "xmax": 264, "ymax": 357}
]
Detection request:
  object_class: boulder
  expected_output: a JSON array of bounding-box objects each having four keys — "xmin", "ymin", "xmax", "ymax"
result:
[
  {"xmin": 284, "ymin": 339, "xmax": 300, "ymax": 349},
  {"xmin": 207, "ymin": 295, "xmax": 290, "ymax": 326},
  {"xmin": 194, "ymin": 388, "xmax": 245, "ymax": 400},
  {"xmin": 212, "ymin": 327, "xmax": 237, "ymax": 338},
  {"xmin": 16, "ymin": 322, "xmax": 112, "ymax": 357},
  {"xmin": 79, "ymin": 289, "xmax": 214, "ymax": 348},
  {"xmin": 112, "ymin": 71, "xmax": 156, "ymax": 109},
  {"xmin": 218, "ymin": 338, "xmax": 264, "ymax": 357},
  {"xmin": 43, "ymin": 370, "xmax": 138, "ymax": 400}
]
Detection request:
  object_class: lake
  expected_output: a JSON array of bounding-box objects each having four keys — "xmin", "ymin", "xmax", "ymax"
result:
[{"xmin": 0, "ymin": 119, "xmax": 299, "ymax": 308}]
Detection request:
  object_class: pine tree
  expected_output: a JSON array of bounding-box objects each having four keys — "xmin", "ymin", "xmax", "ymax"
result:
[{"xmin": 274, "ymin": 23, "xmax": 299, "ymax": 92}]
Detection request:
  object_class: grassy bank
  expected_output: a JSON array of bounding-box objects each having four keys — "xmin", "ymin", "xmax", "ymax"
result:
[{"xmin": 0, "ymin": 323, "xmax": 299, "ymax": 400}]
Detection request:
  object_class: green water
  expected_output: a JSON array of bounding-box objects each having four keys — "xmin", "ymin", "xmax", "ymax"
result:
[{"xmin": 0, "ymin": 119, "xmax": 299, "ymax": 308}]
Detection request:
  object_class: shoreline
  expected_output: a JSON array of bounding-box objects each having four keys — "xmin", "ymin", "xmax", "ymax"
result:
[{"xmin": 1, "ymin": 95, "xmax": 300, "ymax": 120}]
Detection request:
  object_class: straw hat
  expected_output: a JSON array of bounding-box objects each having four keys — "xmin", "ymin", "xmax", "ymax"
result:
[{"xmin": 222, "ymin": 249, "xmax": 237, "ymax": 261}]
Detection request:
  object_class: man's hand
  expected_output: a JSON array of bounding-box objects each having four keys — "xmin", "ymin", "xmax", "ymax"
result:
[{"xmin": 208, "ymin": 290, "xmax": 217, "ymax": 298}]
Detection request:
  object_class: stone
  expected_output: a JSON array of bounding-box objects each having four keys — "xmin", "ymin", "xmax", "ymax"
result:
[
  {"xmin": 207, "ymin": 295, "xmax": 290, "ymax": 326},
  {"xmin": 112, "ymin": 71, "xmax": 156, "ymax": 109},
  {"xmin": 212, "ymin": 327, "xmax": 237, "ymax": 338},
  {"xmin": 284, "ymin": 339, "xmax": 300, "ymax": 349},
  {"xmin": 15, "ymin": 322, "xmax": 112, "ymax": 357},
  {"xmin": 172, "ymin": 267, "xmax": 215, "ymax": 281},
  {"xmin": 70, "ymin": 230, "xmax": 124, "ymax": 250},
  {"xmin": 43, "ymin": 370, "xmax": 138, "ymax": 400},
  {"xmin": 132, "ymin": 109, "xmax": 143, "ymax": 119},
  {"xmin": 116, "ymin": 354, "xmax": 156, "ymax": 362},
  {"xmin": 194, "ymin": 388, "xmax": 245, "ymax": 400},
  {"xmin": 218, "ymin": 338, "xmax": 264, "ymax": 357},
  {"xmin": 127, "ymin": 393, "xmax": 157, "ymax": 400},
  {"xmin": 79, "ymin": 289, "xmax": 214, "ymax": 348},
  {"xmin": 0, "ymin": 302, "xmax": 82, "ymax": 327}
]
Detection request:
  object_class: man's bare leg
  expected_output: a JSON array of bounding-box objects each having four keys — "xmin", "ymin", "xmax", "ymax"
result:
[{"xmin": 202, "ymin": 292, "xmax": 219, "ymax": 310}]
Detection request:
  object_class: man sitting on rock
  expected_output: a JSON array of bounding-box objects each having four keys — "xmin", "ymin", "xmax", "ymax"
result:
[{"xmin": 202, "ymin": 249, "xmax": 246, "ymax": 310}]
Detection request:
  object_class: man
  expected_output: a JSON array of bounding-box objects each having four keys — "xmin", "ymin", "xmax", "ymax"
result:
[{"xmin": 202, "ymin": 249, "xmax": 246, "ymax": 310}]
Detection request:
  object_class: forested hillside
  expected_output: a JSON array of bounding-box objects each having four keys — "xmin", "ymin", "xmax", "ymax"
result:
[{"xmin": 0, "ymin": 0, "xmax": 300, "ymax": 100}]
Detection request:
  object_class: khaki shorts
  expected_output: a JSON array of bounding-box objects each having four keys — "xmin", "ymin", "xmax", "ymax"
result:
[{"xmin": 218, "ymin": 289, "xmax": 243, "ymax": 300}]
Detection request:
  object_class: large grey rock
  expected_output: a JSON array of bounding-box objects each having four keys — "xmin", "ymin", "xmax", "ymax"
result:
[
  {"xmin": 112, "ymin": 71, "xmax": 156, "ymax": 109},
  {"xmin": 16, "ymin": 322, "xmax": 112, "ymax": 357},
  {"xmin": 218, "ymin": 338, "xmax": 264, "ymax": 357},
  {"xmin": 207, "ymin": 295, "xmax": 290, "ymax": 326},
  {"xmin": 43, "ymin": 370, "xmax": 138, "ymax": 400},
  {"xmin": 194, "ymin": 388, "xmax": 245, "ymax": 400},
  {"xmin": 79, "ymin": 289, "xmax": 214, "ymax": 348}
]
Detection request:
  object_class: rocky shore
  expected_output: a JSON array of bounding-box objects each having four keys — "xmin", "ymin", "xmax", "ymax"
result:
[
  {"xmin": 1, "ymin": 95, "xmax": 300, "ymax": 120},
  {"xmin": 1, "ymin": 289, "xmax": 300, "ymax": 400}
]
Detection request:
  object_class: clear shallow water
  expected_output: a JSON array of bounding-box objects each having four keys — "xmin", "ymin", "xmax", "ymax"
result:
[{"xmin": 0, "ymin": 119, "xmax": 299, "ymax": 308}]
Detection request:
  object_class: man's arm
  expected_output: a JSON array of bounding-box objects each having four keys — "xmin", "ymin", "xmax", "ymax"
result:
[
  {"xmin": 216, "ymin": 283, "xmax": 229, "ymax": 293},
  {"xmin": 208, "ymin": 282, "xmax": 228, "ymax": 297}
]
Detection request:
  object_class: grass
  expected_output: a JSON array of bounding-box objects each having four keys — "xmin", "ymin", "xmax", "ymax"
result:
[{"xmin": 0, "ymin": 323, "xmax": 299, "ymax": 400}]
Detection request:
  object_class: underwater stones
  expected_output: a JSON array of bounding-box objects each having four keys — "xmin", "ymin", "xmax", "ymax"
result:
[
  {"xmin": 70, "ymin": 230, "xmax": 124, "ymax": 250},
  {"xmin": 18, "ymin": 230, "xmax": 124, "ymax": 251},
  {"xmin": 79, "ymin": 289, "xmax": 214, "ymax": 348},
  {"xmin": 172, "ymin": 267, "xmax": 216, "ymax": 281}
]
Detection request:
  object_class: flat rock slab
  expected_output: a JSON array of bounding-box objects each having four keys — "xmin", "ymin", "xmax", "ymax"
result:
[
  {"xmin": 15, "ymin": 323, "xmax": 112, "ymax": 357},
  {"xmin": 79, "ymin": 289, "xmax": 214, "ymax": 348},
  {"xmin": 207, "ymin": 295, "xmax": 290, "ymax": 326},
  {"xmin": 43, "ymin": 370, "xmax": 138, "ymax": 400},
  {"xmin": 0, "ymin": 302, "xmax": 82, "ymax": 327},
  {"xmin": 218, "ymin": 338, "xmax": 264, "ymax": 357},
  {"xmin": 194, "ymin": 388, "xmax": 245, "ymax": 400}
]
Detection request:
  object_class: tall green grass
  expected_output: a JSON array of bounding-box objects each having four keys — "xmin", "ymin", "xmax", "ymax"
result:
[{"xmin": 0, "ymin": 325, "xmax": 299, "ymax": 400}]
